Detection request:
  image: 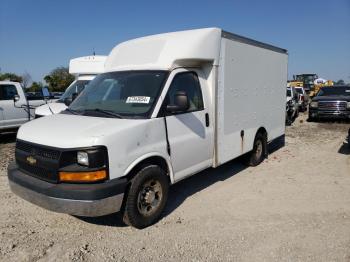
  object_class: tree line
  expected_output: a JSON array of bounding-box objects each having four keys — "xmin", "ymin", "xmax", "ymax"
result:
[
  {"xmin": 0, "ymin": 67, "xmax": 75, "ymax": 92},
  {"xmin": 0, "ymin": 68, "xmax": 349, "ymax": 93}
]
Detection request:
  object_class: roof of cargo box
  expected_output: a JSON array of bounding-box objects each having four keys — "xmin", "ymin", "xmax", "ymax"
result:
[
  {"xmin": 105, "ymin": 28, "xmax": 287, "ymax": 72},
  {"xmin": 69, "ymin": 55, "xmax": 107, "ymax": 75}
]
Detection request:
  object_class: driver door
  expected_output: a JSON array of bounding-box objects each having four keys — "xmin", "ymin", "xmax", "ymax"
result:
[
  {"xmin": 162, "ymin": 70, "xmax": 212, "ymax": 182},
  {"xmin": 0, "ymin": 84, "xmax": 28, "ymax": 127}
]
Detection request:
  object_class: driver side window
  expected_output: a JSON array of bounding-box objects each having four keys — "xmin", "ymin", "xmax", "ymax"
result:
[
  {"xmin": 0, "ymin": 85, "xmax": 18, "ymax": 100},
  {"xmin": 166, "ymin": 72, "xmax": 204, "ymax": 113}
]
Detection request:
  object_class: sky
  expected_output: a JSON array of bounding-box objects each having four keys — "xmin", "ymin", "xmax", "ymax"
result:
[{"xmin": 0, "ymin": 0, "xmax": 349, "ymax": 83}]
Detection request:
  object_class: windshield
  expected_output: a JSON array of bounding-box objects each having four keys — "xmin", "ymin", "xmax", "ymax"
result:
[
  {"xmin": 317, "ymin": 86, "xmax": 350, "ymax": 96},
  {"xmin": 286, "ymin": 89, "xmax": 291, "ymax": 97},
  {"xmin": 69, "ymin": 71, "xmax": 168, "ymax": 118},
  {"xmin": 59, "ymin": 80, "xmax": 90, "ymax": 101},
  {"xmin": 296, "ymin": 75, "xmax": 317, "ymax": 84}
]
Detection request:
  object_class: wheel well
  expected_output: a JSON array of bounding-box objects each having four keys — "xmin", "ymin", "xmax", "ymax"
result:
[
  {"xmin": 125, "ymin": 156, "xmax": 169, "ymax": 181},
  {"xmin": 256, "ymin": 127, "xmax": 267, "ymax": 139}
]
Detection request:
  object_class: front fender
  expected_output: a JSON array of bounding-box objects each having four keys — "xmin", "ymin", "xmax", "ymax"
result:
[{"xmin": 123, "ymin": 152, "xmax": 175, "ymax": 184}]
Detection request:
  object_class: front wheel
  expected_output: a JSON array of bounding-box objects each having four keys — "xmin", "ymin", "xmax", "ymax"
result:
[{"xmin": 122, "ymin": 165, "xmax": 169, "ymax": 229}]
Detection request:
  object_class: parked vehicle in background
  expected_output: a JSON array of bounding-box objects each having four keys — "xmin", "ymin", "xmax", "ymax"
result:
[
  {"xmin": 35, "ymin": 55, "xmax": 106, "ymax": 118},
  {"xmin": 285, "ymin": 100, "xmax": 294, "ymax": 125},
  {"xmin": 292, "ymin": 74, "xmax": 318, "ymax": 93},
  {"xmin": 8, "ymin": 28, "xmax": 288, "ymax": 228},
  {"xmin": 26, "ymin": 90, "xmax": 55, "ymax": 101},
  {"xmin": 309, "ymin": 86, "xmax": 350, "ymax": 121},
  {"xmin": 51, "ymin": 92, "xmax": 64, "ymax": 99},
  {"xmin": 286, "ymin": 86, "xmax": 299, "ymax": 122},
  {"xmin": 295, "ymin": 86, "xmax": 308, "ymax": 112},
  {"xmin": 0, "ymin": 81, "xmax": 53, "ymax": 133}
]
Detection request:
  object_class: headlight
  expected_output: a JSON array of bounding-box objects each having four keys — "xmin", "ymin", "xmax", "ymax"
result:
[
  {"xmin": 77, "ymin": 151, "xmax": 89, "ymax": 166},
  {"xmin": 347, "ymin": 102, "xmax": 350, "ymax": 109},
  {"xmin": 59, "ymin": 147, "xmax": 108, "ymax": 183},
  {"xmin": 310, "ymin": 101, "xmax": 318, "ymax": 108}
]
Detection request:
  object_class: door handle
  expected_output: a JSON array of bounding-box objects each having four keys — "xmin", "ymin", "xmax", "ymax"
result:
[{"xmin": 205, "ymin": 113, "xmax": 209, "ymax": 127}]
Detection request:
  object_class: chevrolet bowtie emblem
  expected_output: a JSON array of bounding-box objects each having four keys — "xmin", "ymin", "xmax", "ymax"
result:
[{"xmin": 26, "ymin": 156, "xmax": 37, "ymax": 165}]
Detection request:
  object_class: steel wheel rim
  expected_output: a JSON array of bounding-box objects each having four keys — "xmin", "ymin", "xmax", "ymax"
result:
[{"xmin": 137, "ymin": 179, "xmax": 163, "ymax": 216}]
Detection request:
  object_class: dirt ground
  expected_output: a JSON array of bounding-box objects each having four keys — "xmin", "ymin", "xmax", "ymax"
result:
[{"xmin": 0, "ymin": 113, "xmax": 349, "ymax": 262}]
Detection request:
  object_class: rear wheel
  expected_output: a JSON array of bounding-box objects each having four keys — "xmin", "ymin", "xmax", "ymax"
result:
[
  {"xmin": 122, "ymin": 165, "xmax": 169, "ymax": 229},
  {"xmin": 245, "ymin": 132, "xmax": 267, "ymax": 167}
]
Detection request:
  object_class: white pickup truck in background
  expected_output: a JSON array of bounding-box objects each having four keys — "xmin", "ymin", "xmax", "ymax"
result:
[
  {"xmin": 8, "ymin": 28, "xmax": 288, "ymax": 228},
  {"xmin": 35, "ymin": 55, "xmax": 106, "ymax": 117},
  {"xmin": 0, "ymin": 81, "xmax": 54, "ymax": 133}
]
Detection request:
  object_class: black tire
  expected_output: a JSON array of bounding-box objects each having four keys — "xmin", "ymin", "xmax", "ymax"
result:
[
  {"xmin": 286, "ymin": 114, "xmax": 293, "ymax": 126},
  {"xmin": 308, "ymin": 114, "xmax": 317, "ymax": 122},
  {"xmin": 245, "ymin": 132, "xmax": 267, "ymax": 167},
  {"xmin": 308, "ymin": 114, "xmax": 313, "ymax": 122},
  {"xmin": 122, "ymin": 165, "xmax": 169, "ymax": 229}
]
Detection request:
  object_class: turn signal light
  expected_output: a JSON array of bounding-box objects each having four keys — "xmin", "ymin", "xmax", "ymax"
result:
[{"xmin": 59, "ymin": 170, "xmax": 107, "ymax": 182}]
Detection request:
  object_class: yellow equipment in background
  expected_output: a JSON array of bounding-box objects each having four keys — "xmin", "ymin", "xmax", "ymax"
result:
[
  {"xmin": 287, "ymin": 80, "xmax": 303, "ymax": 88},
  {"xmin": 309, "ymin": 79, "xmax": 334, "ymax": 97},
  {"xmin": 288, "ymin": 74, "xmax": 334, "ymax": 97},
  {"xmin": 292, "ymin": 74, "xmax": 318, "ymax": 93}
]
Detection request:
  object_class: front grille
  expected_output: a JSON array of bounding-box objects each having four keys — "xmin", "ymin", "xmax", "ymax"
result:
[
  {"xmin": 318, "ymin": 101, "xmax": 347, "ymax": 111},
  {"xmin": 17, "ymin": 160, "xmax": 58, "ymax": 182},
  {"xmin": 16, "ymin": 140, "xmax": 60, "ymax": 160},
  {"xmin": 15, "ymin": 140, "xmax": 60, "ymax": 183}
]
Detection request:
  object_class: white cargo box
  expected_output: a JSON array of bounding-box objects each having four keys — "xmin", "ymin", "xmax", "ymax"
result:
[
  {"xmin": 69, "ymin": 55, "xmax": 106, "ymax": 76},
  {"xmin": 105, "ymin": 28, "xmax": 288, "ymax": 166}
]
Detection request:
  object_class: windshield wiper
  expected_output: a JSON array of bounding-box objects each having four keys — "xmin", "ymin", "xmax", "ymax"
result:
[
  {"xmin": 85, "ymin": 108, "xmax": 123, "ymax": 119},
  {"xmin": 64, "ymin": 108, "xmax": 82, "ymax": 115}
]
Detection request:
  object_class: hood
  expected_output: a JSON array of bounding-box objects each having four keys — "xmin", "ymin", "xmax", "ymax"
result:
[
  {"xmin": 35, "ymin": 102, "xmax": 68, "ymax": 116},
  {"xmin": 312, "ymin": 95, "xmax": 350, "ymax": 102},
  {"xmin": 17, "ymin": 114, "xmax": 148, "ymax": 148}
]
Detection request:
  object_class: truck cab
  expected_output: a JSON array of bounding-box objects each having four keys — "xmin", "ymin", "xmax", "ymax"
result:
[
  {"xmin": 0, "ymin": 81, "xmax": 51, "ymax": 132},
  {"xmin": 0, "ymin": 81, "xmax": 26, "ymax": 130}
]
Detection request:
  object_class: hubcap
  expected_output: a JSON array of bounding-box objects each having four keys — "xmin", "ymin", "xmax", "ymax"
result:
[{"xmin": 137, "ymin": 180, "xmax": 163, "ymax": 216}]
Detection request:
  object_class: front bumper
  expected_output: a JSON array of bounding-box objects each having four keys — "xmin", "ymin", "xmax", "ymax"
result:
[
  {"xmin": 309, "ymin": 108, "xmax": 350, "ymax": 119},
  {"xmin": 8, "ymin": 162, "xmax": 128, "ymax": 217}
]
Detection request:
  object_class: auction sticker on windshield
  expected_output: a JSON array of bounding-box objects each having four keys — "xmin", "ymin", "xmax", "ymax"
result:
[{"xmin": 126, "ymin": 96, "xmax": 150, "ymax": 104}]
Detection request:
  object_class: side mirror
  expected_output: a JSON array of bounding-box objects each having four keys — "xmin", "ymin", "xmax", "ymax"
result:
[
  {"xmin": 71, "ymin": 92, "xmax": 78, "ymax": 101},
  {"xmin": 13, "ymin": 95, "xmax": 20, "ymax": 103},
  {"xmin": 64, "ymin": 97, "xmax": 72, "ymax": 106},
  {"xmin": 166, "ymin": 91, "xmax": 189, "ymax": 113}
]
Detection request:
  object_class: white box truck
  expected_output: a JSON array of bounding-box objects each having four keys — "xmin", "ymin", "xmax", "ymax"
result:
[
  {"xmin": 8, "ymin": 28, "xmax": 288, "ymax": 228},
  {"xmin": 35, "ymin": 55, "xmax": 106, "ymax": 117}
]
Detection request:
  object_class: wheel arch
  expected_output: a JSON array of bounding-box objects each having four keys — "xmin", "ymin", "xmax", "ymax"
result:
[
  {"xmin": 256, "ymin": 126, "xmax": 268, "ymax": 139},
  {"xmin": 123, "ymin": 153, "xmax": 174, "ymax": 184}
]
